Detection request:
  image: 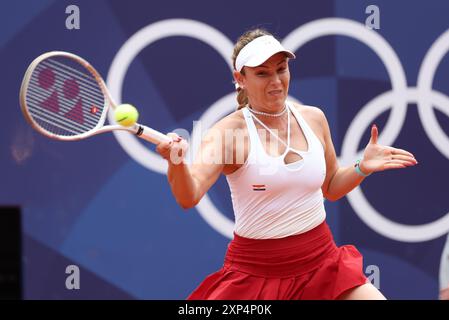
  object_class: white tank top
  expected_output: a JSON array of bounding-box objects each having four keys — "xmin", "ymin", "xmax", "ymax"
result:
[{"xmin": 226, "ymin": 102, "xmax": 327, "ymax": 239}]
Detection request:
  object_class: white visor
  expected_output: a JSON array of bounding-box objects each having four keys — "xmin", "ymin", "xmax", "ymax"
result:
[{"xmin": 235, "ymin": 35, "xmax": 295, "ymax": 72}]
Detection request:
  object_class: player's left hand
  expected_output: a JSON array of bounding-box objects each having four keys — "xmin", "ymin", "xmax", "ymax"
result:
[{"xmin": 359, "ymin": 124, "xmax": 418, "ymax": 175}]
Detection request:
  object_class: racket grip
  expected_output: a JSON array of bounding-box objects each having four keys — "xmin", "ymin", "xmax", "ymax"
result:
[{"xmin": 135, "ymin": 124, "xmax": 172, "ymax": 144}]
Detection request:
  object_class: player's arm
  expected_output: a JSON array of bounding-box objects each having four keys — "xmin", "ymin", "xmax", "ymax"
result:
[
  {"xmin": 318, "ymin": 108, "xmax": 365, "ymax": 201},
  {"xmin": 158, "ymin": 118, "xmax": 231, "ymax": 209}
]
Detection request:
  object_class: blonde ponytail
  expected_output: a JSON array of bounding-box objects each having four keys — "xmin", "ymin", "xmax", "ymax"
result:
[{"xmin": 236, "ymin": 87, "xmax": 248, "ymax": 110}]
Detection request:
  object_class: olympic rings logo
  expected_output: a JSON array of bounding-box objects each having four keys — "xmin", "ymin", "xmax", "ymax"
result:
[{"xmin": 106, "ymin": 18, "xmax": 449, "ymax": 243}]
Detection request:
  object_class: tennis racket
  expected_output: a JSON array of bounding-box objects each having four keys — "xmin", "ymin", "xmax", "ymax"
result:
[{"xmin": 19, "ymin": 51, "xmax": 171, "ymax": 144}]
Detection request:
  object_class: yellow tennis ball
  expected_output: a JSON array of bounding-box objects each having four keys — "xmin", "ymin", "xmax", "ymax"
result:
[{"xmin": 114, "ymin": 104, "xmax": 139, "ymax": 127}]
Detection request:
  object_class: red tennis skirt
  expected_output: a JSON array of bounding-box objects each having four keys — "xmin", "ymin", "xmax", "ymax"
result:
[{"xmin": 187, "ymin": 221, "xmax": 368, "ymax": 300}]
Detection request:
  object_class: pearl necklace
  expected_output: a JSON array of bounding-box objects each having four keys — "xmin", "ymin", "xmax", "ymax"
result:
[{"xmin": 247, "ymin": 105, "xmax": 287, "ymax": 117}]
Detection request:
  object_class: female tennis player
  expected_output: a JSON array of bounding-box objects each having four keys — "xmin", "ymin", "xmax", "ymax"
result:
[{"xmin": 156, "ymin": 29, "xmax": 418, "ymax": 300}]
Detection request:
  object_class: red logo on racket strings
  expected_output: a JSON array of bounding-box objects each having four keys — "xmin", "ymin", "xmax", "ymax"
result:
[
  {"xmin": 90, "ymin": 106, "xmax": 98, "ymax": 114},
  {"xmin": 252, "ymin": 184, "xmax": 266, "ymax": 191},
  {"xmin": 37, "ymin": 67, "xmax": 85, "ymax": 125}
]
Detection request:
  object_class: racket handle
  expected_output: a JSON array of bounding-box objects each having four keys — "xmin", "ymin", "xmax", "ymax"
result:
[{"xmin": 135, "ymin": 124, "xmax": 172, "ymax": 144}]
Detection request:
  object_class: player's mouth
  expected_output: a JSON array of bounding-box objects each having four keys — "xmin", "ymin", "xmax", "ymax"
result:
[{"xmin": 268, "ymin": 89, "xmax": 283, "ymax": 97}]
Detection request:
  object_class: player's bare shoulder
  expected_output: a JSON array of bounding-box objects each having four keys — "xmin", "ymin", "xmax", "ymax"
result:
[
  {"xmin": 210, "ymin": 108, "xmax": 246, "ymax": 132},
  {"xmin": 291, "ymin": 102, "xmax": 326, "ymax": 125},
  {"xmin": 291, "ymin": 102, "xmax": 327, "ymax": 146},
  {"xmin": 200, "ymin": 108, "xmax": 247, "ymax": 150}
]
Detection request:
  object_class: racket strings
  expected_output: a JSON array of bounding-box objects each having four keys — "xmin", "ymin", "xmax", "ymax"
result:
[
  {"xmin": 42, "ymin": 60, "xmax": 104, "ymax": 100},
  {"xmin": 25, "ymin": 57, "xmax": 107, "ymax": 137},
  {"xmin": 32, "ymin": 65, "xmax": 104, "ymax": 108},
  {"xmin": 27, "ymin": 80, "xmax": 100, "ymax": 127},
  {"xmin": 27, "ymin": 94, "xmax": 93, "ymax": 133},
  {"xmin": 27, "ymin": 68, "xmax": 102, "ymax": 131}
]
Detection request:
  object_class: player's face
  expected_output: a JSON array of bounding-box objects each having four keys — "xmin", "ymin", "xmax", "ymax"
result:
[{"xmin": 241, "ymin": 53, "xmax": 290, "ymax": 110}]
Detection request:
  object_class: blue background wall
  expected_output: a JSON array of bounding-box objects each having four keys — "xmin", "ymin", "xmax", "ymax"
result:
[{"xmin": 1, "ymin": 0, "xmax": 449, "ymax": 299}]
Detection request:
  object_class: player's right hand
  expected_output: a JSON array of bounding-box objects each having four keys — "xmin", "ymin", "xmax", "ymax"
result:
[{"xmin": 156, "ymin": 132, "xmax": 189, "ymax": 165}]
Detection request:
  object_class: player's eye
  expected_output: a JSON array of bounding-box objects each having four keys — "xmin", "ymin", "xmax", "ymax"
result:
[{"xmin": 278, "ymin": 66, "xmax": 287, "ymax": 73}]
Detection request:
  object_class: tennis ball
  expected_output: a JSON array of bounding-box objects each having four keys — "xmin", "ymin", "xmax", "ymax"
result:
[{"xmin": 114, "ymin": 104, "xmax": 139, "ymax": 127}]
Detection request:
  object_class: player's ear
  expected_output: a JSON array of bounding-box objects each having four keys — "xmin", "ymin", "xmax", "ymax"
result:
[{"xmin": 233, "ymin": 70, "xmax": 245, "ymax": 89}]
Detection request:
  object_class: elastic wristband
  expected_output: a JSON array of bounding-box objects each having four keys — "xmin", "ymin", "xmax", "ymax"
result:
[{"xmin": 354, "ymin": 159, "xmax": 371, "ymax": 177}]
